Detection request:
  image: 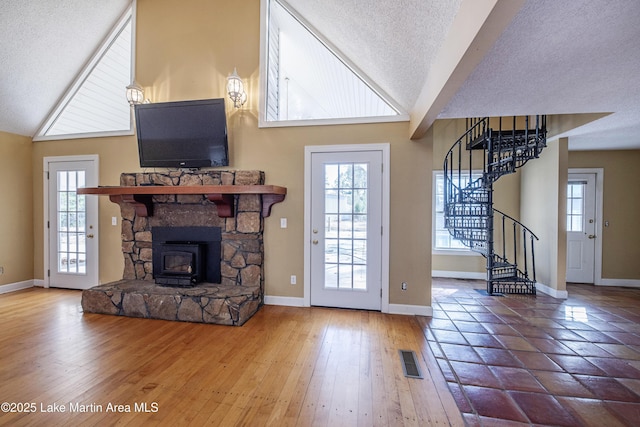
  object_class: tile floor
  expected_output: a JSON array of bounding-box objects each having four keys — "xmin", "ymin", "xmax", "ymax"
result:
[{"xmin": 420, "ymin": 278, "xmax": 640, "ymax": 426}]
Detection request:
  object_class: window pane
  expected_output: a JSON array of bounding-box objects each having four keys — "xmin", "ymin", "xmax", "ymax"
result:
[
  {"xmin": 339, "ymin": 164, "xmax": 352, "ymax": 188},
  {"xmin": 353, "ymin": 164, "xmax": 367, "ymax": 188},
  {"xmin": 353, "ymin": 215, "xmax": 367, "ymax": 239},
  {"xmin": 325, "ymin": 264, "xmax": 338, "ymax": 288},
  {"xmin": 572, "ymin": 216, "xmax": 582, "ymax": 232},
  {"xmin": 353, "ymin": 265, "xmax": 366, "ymax": 290},
  {"xmin": 325, "ymin": 164, "xmax": 338, "ymax": 188},
  {"xmin": 325, "ymin": 190, "xmax": 338, "ymax": 214},
  {"xmin": 339, "ymin": 190, "xmax": 353, "ymax": 214},
  {"xmin": 339, "ymin": 240, "xmax": 353, "ymax": 263},
  {"xmin": 338, "ymin": 265, "xmax": 352, "ymax": 289},
  {"xmin": 325, "ymin": 214, "xmax": 338, "ymax": 238},
  {"xmin": 434, "ymin": 172, "xmax": 482, "ymax": 250}
]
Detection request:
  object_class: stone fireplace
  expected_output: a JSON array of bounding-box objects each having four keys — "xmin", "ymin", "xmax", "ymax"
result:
[{"xmin": 80, "ymin": 170, "xmax": 284, "ymax": 326}]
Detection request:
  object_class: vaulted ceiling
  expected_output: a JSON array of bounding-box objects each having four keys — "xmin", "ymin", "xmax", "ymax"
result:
[{"xmin": 1, "ymin": 0, "xmax": 639, "ymax": 150}]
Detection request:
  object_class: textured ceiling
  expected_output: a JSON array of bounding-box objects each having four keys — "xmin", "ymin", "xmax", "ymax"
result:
[
  {"xmin": 0, "ymin": 0, "xmax": 131, "ymax": 136},
  {"xmin": 1, "ymin": 0, "xmax": 639, "ymax": 151},
  {"xmin": 437, "ymin": 0, "xmax": 640, "ymax": 150},
  {"xmin": 286, "ymin": 0, "xmax": 462, "ymax": 112}
]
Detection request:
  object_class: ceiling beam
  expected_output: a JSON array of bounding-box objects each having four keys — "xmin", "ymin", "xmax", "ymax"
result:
[{"xmin": 409, "ymin": 0, "xmax": 526, "ymax": 140}]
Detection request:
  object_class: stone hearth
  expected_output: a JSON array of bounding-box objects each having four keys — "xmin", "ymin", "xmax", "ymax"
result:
[
  {"xmin": 81, "ymin": 170, "xmax": 270, "ymax": 326},
  {"xmin": 82, "ymin": 280, "xmax": 260, "ymax": 325}
]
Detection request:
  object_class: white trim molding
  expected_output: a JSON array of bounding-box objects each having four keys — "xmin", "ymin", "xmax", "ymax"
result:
[
  {"xmin": 0, "ymin": 280, "xmax": 35, "ymax": 294},
  {"xmin": 598, "ymin": 278, "xmax": 640, "ymax": 288},
  {"xmin": 536, "ymin": 282, "xmax": 569, "ymax": 299},
  {"xmin": 432, "ymin": 270, "xmax": 486, "ymax": 280},
  {"xmin": 388, "ymin": 304, "xmax": 433, "ymax": 316},
  {"xmin": 264, "ymin": 295, "xmax": 305, "ymax": 307}
]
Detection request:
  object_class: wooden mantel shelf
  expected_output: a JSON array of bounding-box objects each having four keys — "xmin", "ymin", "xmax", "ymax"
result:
[{"xmin": 77, "ymin": 185, "xmax": 287, "ymax": 218}]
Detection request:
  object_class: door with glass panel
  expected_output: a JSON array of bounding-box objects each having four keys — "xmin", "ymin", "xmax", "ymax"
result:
[
  {"xmin": 566, "ymin": 173, "xmax": 597, "ymax": 283},
  {"xmin": 47, "ymin": 158, "xmax": 99, "ymax": 289},
  {"xmin": 310, "ymin": 150, "xmax": 382, "ymax": 310}
]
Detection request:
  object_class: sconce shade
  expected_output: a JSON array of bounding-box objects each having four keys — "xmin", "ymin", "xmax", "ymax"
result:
[
  {"xmin": 227, "ymin": 68, "xmax": 247, "ymax": 108},
  {"xmin": 126, "ymin": 82, "xmax": 145, "ymax": 106}
]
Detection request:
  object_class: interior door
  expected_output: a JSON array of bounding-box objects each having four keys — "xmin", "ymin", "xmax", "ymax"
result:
[
  {"xmin": 47, "ymin": 158, "xmax": 99, "ymax": 289},
  {"xmin": 309, "ymin": 150, "xmax": 382, "ymax": 310},
  {"xmin": 566, "ymin": 173, "xmax": 597, "ymax": 283}
]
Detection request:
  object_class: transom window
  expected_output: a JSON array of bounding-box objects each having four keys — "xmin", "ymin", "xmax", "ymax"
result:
[{"xmin": 260, "ymin": 0, "xmax": 406, "ymax": 126}]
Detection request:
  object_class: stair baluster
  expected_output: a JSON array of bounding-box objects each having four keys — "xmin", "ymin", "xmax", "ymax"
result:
[{"xmin": 443, "ymin": 116, "xmax": 547, "ymax": 295}]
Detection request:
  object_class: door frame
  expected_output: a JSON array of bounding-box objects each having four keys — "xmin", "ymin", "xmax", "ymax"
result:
[
  {"xmin": 304, "ymin": 143, "xmax": 390, "ymax": 312},
  {"xmin": 567, "ymin": 168, "xmax": 603, "ymax": 285},
  {"xmin": 43, "ymin": 155, "xmax": 100, "ymax": 288}
]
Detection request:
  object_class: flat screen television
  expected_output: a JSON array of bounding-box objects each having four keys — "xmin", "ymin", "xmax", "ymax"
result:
[{"xmin": 134, "ymin": 98, "xmax": 229, "ymax": 168}]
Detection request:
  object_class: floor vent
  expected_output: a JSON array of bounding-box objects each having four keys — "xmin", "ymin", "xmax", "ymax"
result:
[{"xmin": 399, "ymin": 350, "xmax": 423, "ymax": 379}]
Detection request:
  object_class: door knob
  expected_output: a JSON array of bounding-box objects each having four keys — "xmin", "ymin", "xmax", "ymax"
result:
[
  {"xmin": 588, "ymin": 234, "xmax": 596, "ymax": 239},
  {"xmin": 312, "ymin": 239, "xmax": 319, "ymax": 245}
]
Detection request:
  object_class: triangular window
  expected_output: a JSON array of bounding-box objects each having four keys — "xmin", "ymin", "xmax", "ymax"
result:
[
  {"xmin": 35, "ymin": 7, "xmax": 134, "ymax": 140},
  {"xmin": 260, "ymin": 0, "xmax": 407, "ymax": 126}
]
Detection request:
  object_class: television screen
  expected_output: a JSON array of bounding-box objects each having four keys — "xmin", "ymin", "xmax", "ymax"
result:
[{"xmin": 134, "ymin": 98, "xmax": 229, "ymax": 168}]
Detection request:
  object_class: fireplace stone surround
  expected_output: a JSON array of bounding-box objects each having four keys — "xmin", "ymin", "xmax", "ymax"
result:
[{"xmin": 81, "ymin": 170, "xmax": 276, "ymax": 326}]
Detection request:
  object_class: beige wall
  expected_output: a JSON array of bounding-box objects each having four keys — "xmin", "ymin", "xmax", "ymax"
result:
[
  {"xmin": 569, "ymin": 150, "xmax": 640, "ymax": 280},
  {"xmin": 30, "ymin": 0, "xmax": 434, "ymax": 307},
  {"xmin": 0, "ymin": 131, "xmax": 33, "ymax": 287},
  {"xmin": 521, "ymin": 138, "xmax": 568, "ymax": 291}
]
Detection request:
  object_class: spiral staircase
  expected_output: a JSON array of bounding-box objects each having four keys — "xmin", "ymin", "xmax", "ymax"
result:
[{"xmin": 443, "ymin": 116, "xmax": 547, "ymax": 295}]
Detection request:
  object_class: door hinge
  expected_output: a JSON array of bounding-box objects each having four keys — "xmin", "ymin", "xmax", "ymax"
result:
[
  {"xmin": 381, "ymin": 226, "xmax": 383, "ymax": 235},
  {"xmin": 47, "ymin": 269, "xmax": 50, "ymax": 277},
  {"xmin": 380, "ymin": 288, "xmax": 383, "ymax": 298},
  {"xmin": 47, "ymin": 220, "xmax": 50, "ymax": 229},
  {"xmin": 46, "ymin": 171, "xmax": 49, "ymax": 180}
]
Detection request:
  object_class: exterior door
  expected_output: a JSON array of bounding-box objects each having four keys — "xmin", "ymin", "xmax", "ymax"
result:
[
  {"xmin": 566, "ymin": 173, "xmax": 597, "ymax": 283},
  {"xmin": 309, "ymin": 150, "xmax": 383, "ymax": 310},
  {"xmin": 46, "ymin": 157, "xmax": 99, "ymax": 289}
]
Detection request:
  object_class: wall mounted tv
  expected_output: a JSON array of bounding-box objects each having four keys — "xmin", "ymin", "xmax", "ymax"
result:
[{"xmin": 134, "ymin": 98, "xmax": 229, "ymax": 168}]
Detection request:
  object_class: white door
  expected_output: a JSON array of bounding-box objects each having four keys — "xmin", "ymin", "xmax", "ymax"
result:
[
  {"xmin": 566, "ymin": 173, "xmax": 597, "ymax": 283},
  {"xmin": 46, "ymin": 158, "xmax": 99, "ymax": 289},
  {"xmin": 309, "ymin": 150, "xmax": 383, "ymax": 310}
]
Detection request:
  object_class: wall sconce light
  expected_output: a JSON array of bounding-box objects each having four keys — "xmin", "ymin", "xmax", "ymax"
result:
[
  {"xmin": 126, "ymin": 81, "xmax": 145, "ymax": 106},
  {"xmin": 227, "ymin": 68, "xmax": 247, "ymax": 108}
]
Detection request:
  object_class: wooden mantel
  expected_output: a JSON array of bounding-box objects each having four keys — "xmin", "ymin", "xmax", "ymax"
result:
[{"xmin": 78, "ymin": 185, "xmax": 287, "ymax": 218}]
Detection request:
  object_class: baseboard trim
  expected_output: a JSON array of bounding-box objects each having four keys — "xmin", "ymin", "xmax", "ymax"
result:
[
  {"xmin": 264, "ymin": 295, "xmax": 305, "ymax": 307},
  {"xmin": 535, "ymin": 282, "xmax": 568, "ymax": 299},
  {"xmin": 432, "ymin": 270, "xmax": 485, "ymax": 280},
  {"xmin": 597, "ymin": 278, "xmax": 640, "ymax": 288},
  {"xmin": 263, "ymin": 296, "xmax": 432, "ymax": 316},
  {"xmin": 34, "ymin": 279, "xmax": 46, "ymax": 288},
  {"xmin": 0, "ymin": 280, "xmax": 35, "ymax": 294},
  {"xmin": 388, "ymin": 304, "xmax": 433, "ymax": 316}
]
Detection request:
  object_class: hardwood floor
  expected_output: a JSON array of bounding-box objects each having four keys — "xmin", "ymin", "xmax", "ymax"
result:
[{"xmin": 0, "ymin": 288, "xmax": 463, "ymax": 426}]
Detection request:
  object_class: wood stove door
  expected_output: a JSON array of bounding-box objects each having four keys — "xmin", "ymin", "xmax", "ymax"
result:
[{"xmin": 46, "ymin": 157, "xmax": 99, "ymax": 290}]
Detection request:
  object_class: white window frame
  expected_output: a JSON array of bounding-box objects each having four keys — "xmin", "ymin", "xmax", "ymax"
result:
[
  {"xmin": 258, "ymin": 0, "xmax": 409, "ymax": 128},
  {"xmin": 33, "ymin": 3, "xmax": 136, "ymax": 141},
  {"xmin": 432, "ymin": 170, "xmax": 483, "ymax": 256}
]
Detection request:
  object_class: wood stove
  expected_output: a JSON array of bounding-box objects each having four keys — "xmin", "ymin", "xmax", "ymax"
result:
[{"xmin": 152, "ymin": 226, "xmax": 221, "ymax": 287}]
